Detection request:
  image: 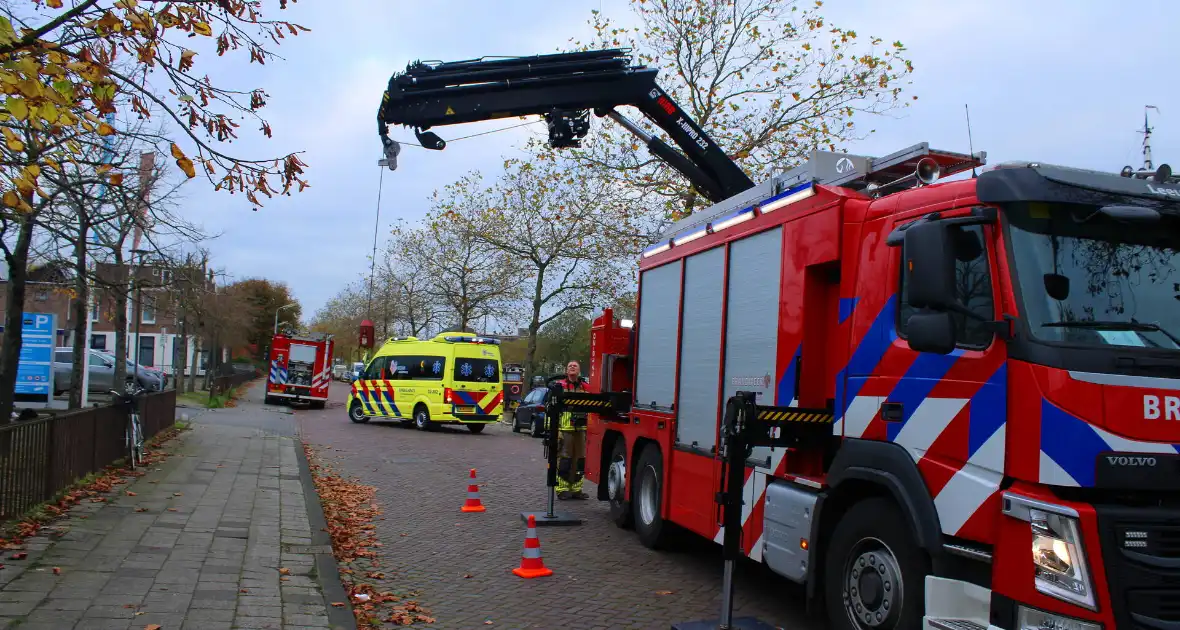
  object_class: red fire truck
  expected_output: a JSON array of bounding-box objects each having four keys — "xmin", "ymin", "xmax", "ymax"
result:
[
  {"xmin": 266, "ymin": 331, "xmax": 334, "ymax": 409},
  {"xmin": 376, "ymin": 49, "xmax": 1180, "ymax": 630}
]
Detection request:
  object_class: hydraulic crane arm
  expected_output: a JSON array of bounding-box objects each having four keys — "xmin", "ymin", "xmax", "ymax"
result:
[{"xmin": 376, "ymin": 49, "xmax": 755, "ymax": 203}]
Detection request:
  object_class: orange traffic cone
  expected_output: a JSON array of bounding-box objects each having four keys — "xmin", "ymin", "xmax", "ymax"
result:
[
  {"xmin": 461, "ymin": 468, "xmax": 486, "ymax": 513},
  {"xmin": 512, "ymin": 514, "xmax": 553, "ymax": 579}
]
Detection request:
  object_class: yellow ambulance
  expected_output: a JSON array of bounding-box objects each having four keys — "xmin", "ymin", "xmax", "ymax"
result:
[{"xmin": 347, "ymin": 332, "xmax": 504, "ymax": 433}]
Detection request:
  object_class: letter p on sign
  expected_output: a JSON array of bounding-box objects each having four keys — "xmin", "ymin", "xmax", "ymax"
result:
[{"xmin": 35, "ymin": 314, "xmax": 49, "ymax": 328}]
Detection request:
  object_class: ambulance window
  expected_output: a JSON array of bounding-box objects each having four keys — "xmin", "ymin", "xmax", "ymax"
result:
[
  {"xmin": 365, "ymin": 356, "xmax": 389, "ymax": 379},
  {"xmin": 454, "ymin": 357, "xmax": 499, "ymax": 383},
  {"xmin": 404, "ymin": 355, "xmax": 445, "ymax": 380},
  {"xmin": 897, "ymin": 223, "xmax": 996, "ymax": 349},
  {"xmin": 386, "ymin": 357, "xmax": 411, "ymax": 380}
]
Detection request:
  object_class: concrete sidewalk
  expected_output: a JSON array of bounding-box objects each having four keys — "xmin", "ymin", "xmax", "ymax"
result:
[{"xmin": 0, "ymin": 406, "xmax": 349, "ymax": 629}]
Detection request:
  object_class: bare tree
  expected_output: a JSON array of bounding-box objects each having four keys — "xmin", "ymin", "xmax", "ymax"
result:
[{"xmin": 439, "ymin": 158, "xmax": 638, "ymax": 382}]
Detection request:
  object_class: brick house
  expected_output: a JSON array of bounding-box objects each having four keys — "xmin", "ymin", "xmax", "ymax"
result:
[
  {"xmin": 89, "ymin": 261, "xmax": 219, "ymax": 375},
  {"xmin": 0, "ymin": 260, "xmax": 214, "ymax": 376}
]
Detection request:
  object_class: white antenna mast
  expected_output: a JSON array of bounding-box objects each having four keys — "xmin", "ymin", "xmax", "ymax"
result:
[
  {"xmin": 1121, "ymin": 106, "xmax": 1174, "ymax": 183},
  {"xmin": 1142, "ymin": 105, "xmax": 1159, "ymax": 171}
]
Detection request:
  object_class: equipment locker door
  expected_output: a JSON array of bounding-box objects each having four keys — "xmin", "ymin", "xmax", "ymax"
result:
[
  {"xmin": 671, "ymin": 247, "xmax": 724, "ymax": 536},
  {"xmin": 841, "ymin": 209, "xmax": 1007, "ymax": 543}
]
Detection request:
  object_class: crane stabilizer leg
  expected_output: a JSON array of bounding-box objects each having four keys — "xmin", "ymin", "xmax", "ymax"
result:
[
  {"xmin": 375, "ymin": 48, "xmax": 756, "ymax": 203},
  {"xmin": 672, "ymin": 393, "xmax": 835, "ymax": 630},
  {"xmin": 521, "ymin": 388, "xmax": 631, "ymax": 527}
]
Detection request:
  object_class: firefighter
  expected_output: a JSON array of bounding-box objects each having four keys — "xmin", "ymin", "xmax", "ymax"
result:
[{"xmin": 555, "ymin": 360, "xmax": 589, "ymax": 500}]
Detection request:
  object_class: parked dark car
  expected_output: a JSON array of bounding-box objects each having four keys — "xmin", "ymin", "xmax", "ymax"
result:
[{"xmin": 511, "ymin": 386, "xmax": 550, "ymax": 438}]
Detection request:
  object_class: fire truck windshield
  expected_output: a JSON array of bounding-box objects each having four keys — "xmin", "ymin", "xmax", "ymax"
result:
[{"xmin": 1005, "ymin": 201, "xmax": 1180, "ymax": 350}]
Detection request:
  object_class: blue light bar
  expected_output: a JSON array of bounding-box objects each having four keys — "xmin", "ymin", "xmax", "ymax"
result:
[
  {"xmin": 709, "ymin": 206, "xmax": 755, "ymax": 233},
  {"xmin": 672, "ymin": 226, "xmax": 708, "ymax": 246},
  {"xmin": 759, "ymin": 182, "xmax": 816, "ymax": 214},
  {"xmin": 642, "ymin": 240, "xmax": 673, "ymax": 258}
]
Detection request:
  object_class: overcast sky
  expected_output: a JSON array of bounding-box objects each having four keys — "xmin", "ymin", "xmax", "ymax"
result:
[{"xmin": 170, "ymin": 0, "xmax": 1180, "ymax": 322}]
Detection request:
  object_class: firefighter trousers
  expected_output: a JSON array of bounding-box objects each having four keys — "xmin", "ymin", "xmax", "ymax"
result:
[{"xmin": 555, "ymin": 429, "xmax": 586, "ymax": 494}]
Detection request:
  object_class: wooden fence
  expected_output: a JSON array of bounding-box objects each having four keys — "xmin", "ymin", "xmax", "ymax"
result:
[{"xmin": 0, "ymin": 389, "xmax": 177, "ymax": 526}]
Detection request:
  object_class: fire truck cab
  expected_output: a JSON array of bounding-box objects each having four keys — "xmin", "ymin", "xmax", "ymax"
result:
[{"xmin": 587, "ymin": 147, "xmax": 1180, "ymax": 630}]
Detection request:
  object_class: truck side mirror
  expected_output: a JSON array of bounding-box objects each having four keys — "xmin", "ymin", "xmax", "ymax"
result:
[
  {"xmin": 905, "ymin": 311, "xmax": 958, "ymax": 355},
  {"xmin": 903, "ymin": 221, "xmax": 957, "ymax": 310}
]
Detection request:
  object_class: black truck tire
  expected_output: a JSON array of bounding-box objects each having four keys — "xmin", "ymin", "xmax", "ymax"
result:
[
  {"xmin": 633, "ymin": 444, "xmax": 669, "ymax": 549},
  {"xmin": 607, "ymin": 439, "xmax": 633, "ymax": 529},
  {"xmin": 824, "ymin": 497, "xmax": 929, "ymax": 630}
]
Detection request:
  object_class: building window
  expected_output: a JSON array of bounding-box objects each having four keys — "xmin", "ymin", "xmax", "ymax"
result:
[
  {"xmin": 138, "ymin": 336, "xmax": 155, "ymax": 367},
  {"xmin": 140, "ymin": 295, "xmax": 156, "ymax": 324},
  {"xmin": 90, "ymin": 334, "xmax": 107, "ymax": 351},
  {"xmin": 90, "ymin": 302, "xmax": 99, "ymax": 322},
  {"xmin": 35, "ymin": 289, "xmax": 48, "ymax": 302}
]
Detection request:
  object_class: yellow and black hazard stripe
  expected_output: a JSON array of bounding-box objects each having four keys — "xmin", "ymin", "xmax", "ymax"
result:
[
  {"xmin": 755, "ymin": 408, "xmax": 834, "ymax": 424},
  {"xmin": 558, "ymin": 394, "xmax": 614, "ymax": 409}
]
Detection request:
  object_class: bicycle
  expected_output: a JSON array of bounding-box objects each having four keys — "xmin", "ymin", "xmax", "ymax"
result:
[{"xmin": 111, "ymin": 384, "xmax": 145, "ymax": 470}]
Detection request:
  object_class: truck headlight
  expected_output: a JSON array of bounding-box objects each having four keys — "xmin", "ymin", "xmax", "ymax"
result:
[
  {"xmin": 1017, "ymin": 605, "xmax": 1101, "ymax": 630},
  {"xmin": 1029, "ymin": 508, "xmax": 1095, "ymax": 610}
]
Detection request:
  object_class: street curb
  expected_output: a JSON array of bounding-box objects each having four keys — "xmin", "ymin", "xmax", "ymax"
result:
[{"xmin": 294, "ymin": 435, "xmax": 358, "ymax": 630}]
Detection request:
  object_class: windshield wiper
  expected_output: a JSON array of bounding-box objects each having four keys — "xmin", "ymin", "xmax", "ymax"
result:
[{"xmin": 1042, "ymin": 320, "xmax": 1180, "ymax": 347}]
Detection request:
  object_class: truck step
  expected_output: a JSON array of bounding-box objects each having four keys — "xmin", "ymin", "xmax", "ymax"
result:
[{"xmin": 926, "ymin": 619, "xmax": 987, "ymax": 630}]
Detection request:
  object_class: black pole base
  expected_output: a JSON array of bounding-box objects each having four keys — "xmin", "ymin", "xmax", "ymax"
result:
[
  {"xmin": 670, "ymin": 617, "xmax": 779, "ymax": 630},
  {"xmin": 520, "ymin": 510, "xmax": 582, "ymax": 526}
]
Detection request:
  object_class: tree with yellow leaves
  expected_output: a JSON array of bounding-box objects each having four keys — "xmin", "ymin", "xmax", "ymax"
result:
[{"xmin": 0, "ymin": 0, "xmax": 310, "ymax": 419}]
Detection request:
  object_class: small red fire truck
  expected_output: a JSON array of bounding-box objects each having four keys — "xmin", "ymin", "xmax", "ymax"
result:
[{"xmin": 266, "ymin": 331, "xmax": 334, "ymax": 409}]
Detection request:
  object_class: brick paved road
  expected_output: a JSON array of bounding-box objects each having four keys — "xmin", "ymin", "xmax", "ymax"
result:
[{"xmin": 298, "ymin": 383, "xmax": 826, "ymax": 630}]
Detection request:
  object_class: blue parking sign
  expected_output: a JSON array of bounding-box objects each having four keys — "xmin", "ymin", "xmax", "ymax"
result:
[{"xmin": 16, "ymin": 312, "xmax": 55, "ymax": 398}]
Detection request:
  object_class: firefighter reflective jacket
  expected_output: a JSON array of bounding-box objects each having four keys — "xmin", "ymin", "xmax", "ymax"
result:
[{"xmin": 557, "ymin": 377, "xmax": 587, "ymax": 431}]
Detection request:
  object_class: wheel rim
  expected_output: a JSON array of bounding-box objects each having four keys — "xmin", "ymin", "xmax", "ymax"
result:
[
  {"xmin": 638, "ymin": 464, "xmax": 658, "ymax": 526},
  {"xmin": 415, "ymin": 410, "xmax": 427, "ymax": 429},
  {"xmin": 607, "ymin": 454, "xmax": 626, "ymax": 503},
  {"xmin": 350, "ymin": 404, "xmax": 364, "ymax": 422},
  {"xmin": 842, "ymin": 537, "xmax": 904, "ymax": 628}
]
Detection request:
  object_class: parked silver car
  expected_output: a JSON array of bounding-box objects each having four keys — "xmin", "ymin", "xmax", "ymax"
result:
[
  {"xmin": 97, "ymin": 352, "xmax": 167, "ymax": 391},
  {"xmin": 52, "ymin": 347, "xmax": 163, "ymax": 395}
]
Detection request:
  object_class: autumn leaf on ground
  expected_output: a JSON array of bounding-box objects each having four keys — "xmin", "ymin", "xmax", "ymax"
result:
[
  {"xmin": 173, "ymin": 492, "xmax": 183, "ymax": 496},
  {"xmin": 125, "ymin": 491, "xmax": 136, "ymax": 496},
  {"xmin": 145, "ymin": 624, "xmax": 162, "ymax": 630},
  {"xmin": 52, "ymin": 567, "xmax": 61, "ymax": 575},
  {"xmin": 10, "ymin": 552, "xmax": 26, "ymax": 560},
  {"xmin": 655, "ymin": 590, "xmax": 675, "ymax": 595},
  {"xmin": 331, "ymin": 602, "xmax": 346, "ymax": 607},
  {"xmin": 278, "ymin": 568, "xmax": 290, "ymax": 575}
]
